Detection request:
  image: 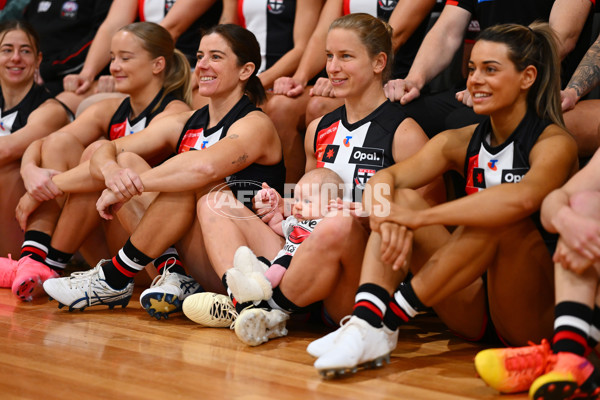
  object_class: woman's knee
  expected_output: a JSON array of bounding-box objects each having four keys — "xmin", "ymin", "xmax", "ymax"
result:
[
  {"xmin": 306, "ymin": 96, "xmax": 337, "ymax": 125},
  {"xmin": 41, "ymin": 131, "xmax": 84, "ymax": 166},
  {"xmin": 393, "ymin": 187, "xmax": 428, "ymax": 209},
  {"xmin": 310, "ymin": 214, "xmax": 357, "ymax": 248},
  {"xmin": 264, "ymin": 95, "xmax": 305, "ymax": 132},
  {"xmin": 80, "ymin": 140, "xmax": 107, "ymax": 162},
  {"xmin": 570, "ymin": 191, "xmax": 600, "ymax": 219}
]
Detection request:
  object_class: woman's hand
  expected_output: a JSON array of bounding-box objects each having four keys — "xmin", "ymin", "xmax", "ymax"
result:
[
  {"xmin": 560, "ymin": 88, "xmax": 579, "ymax": 112},
  {"xmin": 554, "ymin": 238, "xmax": 595, "ymax": 275},
  {"xmin": 455, "ymin": 89, "xmax": 473, "ymax": 107},
  {"xmin": 63, "ymin": 73, "xmax": 93, "ymax": 95},
  {"xmin": 554, "ymin": 209, "xmax": 600, "ymax": 262},
  {"xmin": 103, "ymin": 165, "xmax": 144, "ymax": 201},
  {"xmin": 378, "ymin": 221, "xmax": 413, "ymax": 271},
  {"xmin": 272, "ymin": 76, "xmax": 305, "ymax": 98},
  {"xmin": 309, "ymin": 77, "xmax": 335, "ymax": 98},
  {"xmin": 96, "ymin": 75, "xmax": 116, "ymax": 93},
  {"xmin": 15, "ymin": 193, "xmax": 42, "ymax": 231},
  {"xmin": 21, "ymin": 164, "xmax": 63, "ymax": 201},
  {"xmin": 96, "ymin": 188, "xmax": 126, "ymax": 220}
]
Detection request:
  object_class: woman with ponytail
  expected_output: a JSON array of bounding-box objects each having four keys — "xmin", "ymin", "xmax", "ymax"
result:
[
  {"xmin": 0, "ymin": 21, "xmax": 192, "ymax": 302},
  {"xmin": 307, "ymin": 21, "xmax": 581, "ymax": 382},
  {"xmin": 40, "ymin": 24, "xmax": 285, "ymax": 322}
]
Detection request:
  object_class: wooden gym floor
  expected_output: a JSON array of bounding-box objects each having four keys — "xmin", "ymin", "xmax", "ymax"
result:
[{"xmin": 0, "ymin": 285, "xmax": 529, "ymax": 400}]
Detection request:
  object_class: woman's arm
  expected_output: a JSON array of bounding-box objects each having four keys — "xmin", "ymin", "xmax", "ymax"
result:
[
  {"xmin": 133, "ymin": 112, "xmax": 280, "ymax": 192},
  {"xmin": 160, "ymin": 0, "xmax": 218, "ymax": 41},
  {"xmin": 388, "ymin": 126, "xmax": 579, "ymax": 230},
  {"xmin": 561, "ymin": 33, "xmax": 600, "ymax": 111},
  {"xmin": 0, "ymin": 100, "xmax": 70, "ymax": 167},
  {"xmin": 258, "ymin": 0, "xmax": 323, "ymax": 90},
  {"xmin": 219, "ymin": 0, "xmax": 238, "ymax": 24},
  {"xmin": 272, "ymin": 0, "xmax": 342, "ymax": 96},
  {"xmin": 388, "ymin": 0, "xmax": 437, "ymax": 52}
]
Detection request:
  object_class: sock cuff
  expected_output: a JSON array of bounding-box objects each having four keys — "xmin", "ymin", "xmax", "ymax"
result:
[
  {"xmin": 397, "ymin": 280, "xmax": 426, "ymax": 312},
  {"xmin": 269, "ymin": 286, "xmax": 300, "ymax": 313}
]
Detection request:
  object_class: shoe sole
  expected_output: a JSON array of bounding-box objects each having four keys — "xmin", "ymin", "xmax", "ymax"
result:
[
  {"xmin": 317, "ymin": 353, "xmax": 391, "ymax": 379},
  {"xmin": 234, "ymin": 309, "xmax": 288, "ymax": 346},
  {"xmin": 140, "ymin": 292, "xmax": 181, "ymax": 320},
  {"xmin": 50, "ymin": 295, "xmax": 132, "ymax": 311},
  {"xmin": 182, "ymin": 295, "xmax": 234, "ymax": 328},
  {"xmin": 14, "ymin": 276, "xmax": 44, "ymax": 302}
]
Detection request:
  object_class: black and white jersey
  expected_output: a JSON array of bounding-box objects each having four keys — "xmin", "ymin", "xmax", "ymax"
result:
[
  {"xmin": 314, "ymin": 100, "xmax": 404, "ymax": 202},
  {"xmin": 464, "ymin": 111, "xmax": 557, "ymax": 252},
  {"xmin": 176, "ymin": 95, "xmax": 286, "ymax": 206},
  {"xmin": 0, "ymin": 84, "xmax": 53, "ymax": 136},
  {"xmin": 107, "ymin": 91, "xmax": 178, "ymax": 140},
  {"xmin": 238, "ymin": 0, "xmax": 295, "ymax": 74},
  {"xmin": 464, "ymin": 111, "xmax": 550, "ymax": 194}
]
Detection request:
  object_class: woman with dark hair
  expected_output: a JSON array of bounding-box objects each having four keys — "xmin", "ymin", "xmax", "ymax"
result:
[
  {"xmin": 185, "ymin": 13, "xmax": 444, "ymax": 345},
  {"xmin": 41, "ymin": 24, "xmax": 285, "ymax": 321}
]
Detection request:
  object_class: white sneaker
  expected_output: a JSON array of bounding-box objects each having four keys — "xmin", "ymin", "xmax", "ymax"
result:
[
  {"xmin": 139, "ymin": 263, "xmax": 202, "ymax": 320},
  {"xmin": 313, "ymin": 316, "xmax": 398, "ymax": 378},
  {"xmin": 226, "ymin": 268, "xmax": 272, "ymax": 303},
  {"xmin": 182, "ymin": 292, "xmax": 237, "ymax": 328},
  {"xmin": 42, "ymin": 261, "xmax": 133, "ymax": 311},
  {"xmin": 234, "ymin": 307, "xmax": 289, "ymax": 346},
  {"xmin": 307, "ymin": 316, "xmax": 398, "ymax": 358}
]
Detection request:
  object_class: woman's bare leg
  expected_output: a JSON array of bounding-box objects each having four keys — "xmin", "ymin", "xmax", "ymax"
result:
[
  {"xmin": 563, "ymin": 99, "xmax": 600, "ymax": 159},
  {"xmin": 281, "ymin": 213, "xmax": 369, "ymax": 323},
  {"xmin": 263, "ymin": 93, "xmax": 310, "ymax": 185},
  {"xmin": 197, "ymin": 191, "xmax": 285, "ymax": 280},
  {"xmin": 0, "ymin": 162, "xmax": 25, "ymax": 256},
  {"xmin": 305, "ymin": 96, "xmax": 344, "ymax": 127}
]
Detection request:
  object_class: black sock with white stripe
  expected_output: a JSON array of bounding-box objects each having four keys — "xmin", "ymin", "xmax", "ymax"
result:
[
  {"xmin": 553, "ymin": 301, "xmax": 592, "ymax": 356},
  {"xmin": 352, "ymin": 283, "xmax": 390, "ymax": 328},
  {"xmin": 384, "ymin": 280, "xmax": 426, "ymax": 331},
  {"xmin": 45, "ymin": 247, "xmax": 72, "ymax": 272},
  {"xmin": 20, "ymin": 230, "xmax": 51, "ymax": 263},
  {"xmin": 153, "ymin": 247, "xmax": 186, "ymax": 276},
  {"xmin": 101, "ymin": 239, "xmax": 152, "ymax": 290},
  {"xmin": 267, "ymin": 286, "xmax": 298, "ymax": 314}
]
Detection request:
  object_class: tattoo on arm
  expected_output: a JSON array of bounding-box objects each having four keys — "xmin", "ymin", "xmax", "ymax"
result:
[
  {"xmin": 567, "ymin": 37, "xmax": 600, "ymax": 97},
  {"xmin": 232, "ymin": 153, "xmax": 249, "ymax": 165},
  {"xmin": 228, "ymin": 134, "xmax": 239, "ymax": 139}
]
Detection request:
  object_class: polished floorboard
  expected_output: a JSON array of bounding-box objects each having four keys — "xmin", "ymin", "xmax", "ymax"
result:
[{"xmin": 0, "ymin": 285, "xmax": 528, "ymax": 400}]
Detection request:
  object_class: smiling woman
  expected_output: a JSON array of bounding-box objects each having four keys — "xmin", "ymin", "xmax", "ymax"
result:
[
  {"xmin": 0, "ymin": 20, "xmax": 72, "ymax": 275},
  {"xmin": 307, "ymin": 21, "xmax": 578, "ymax": 379},
  {"xmin": 39, "ymin": 24, "xmax": 286, "ymax": 322},
  {"xmin": 0, "ymin": 21, "xmax": 192, "ymax": 302},
  {"xmin": 188, "ymin": 13, "xmax": 445, "ymax": 347}
]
